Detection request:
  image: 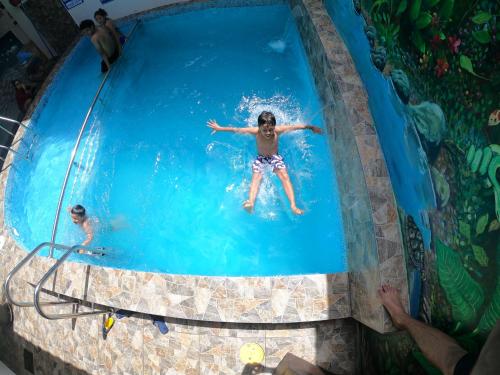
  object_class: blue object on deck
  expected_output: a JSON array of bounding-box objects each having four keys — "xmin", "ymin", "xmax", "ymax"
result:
[
  {"xmin": 152, "ymin": 317, "xmax": 168, "ymax": 334},
  {"xmin": 16, "ymin": 51, "xmax": 32, "ymax": 65}
]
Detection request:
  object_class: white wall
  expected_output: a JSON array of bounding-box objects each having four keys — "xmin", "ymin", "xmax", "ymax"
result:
[
  {"xmin": 0, "ymin": 8, "xmax": 30, "ymax": 43},
  {"xmin": 0, "ymin": 0, "xmax": 54, "ymax": 58},
  {"xmin": 66, "ymin": 0, "xmax": 190, "ymax": 24}
]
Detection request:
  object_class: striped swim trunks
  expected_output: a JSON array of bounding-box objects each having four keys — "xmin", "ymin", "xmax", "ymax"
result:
[{"xmin": 252, "ymin": 154, "xmax": 286, "ymax": 174}]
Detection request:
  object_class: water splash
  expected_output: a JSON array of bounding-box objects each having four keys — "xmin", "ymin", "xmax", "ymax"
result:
[
  {"xmin": 236, "ymin": 94, "xmax": 303, "ymax": 126},
  {"xmin": 268, "ymin": 39, "xmax": 286, "ymax": 53}
]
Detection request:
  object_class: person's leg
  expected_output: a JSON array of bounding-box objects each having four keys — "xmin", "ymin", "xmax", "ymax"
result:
[
  {"xmin": 379, "ymin": 285, "xmax": 467, "ymax": 375},
  {"xmin": 243, "ymin": 172, "xmax": 262, "ymax": 213},
  {"xmin": 275, "ymin": 168, "xmax": 303, "ymax": 215}
]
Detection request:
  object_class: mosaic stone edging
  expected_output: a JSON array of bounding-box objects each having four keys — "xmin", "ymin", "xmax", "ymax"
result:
[
  {"xmin": 0, "ymin": 238, "xmax": 350, "ymax": 323},
  {"xmin": 291, "ymin": 0, "xmax": 409, "ymax": 333},
  {"xmin": 2, "ymin": 283, "xmax": 356, "ymax": 375},
  {"xmin": 118, "ymin": 0, "xmax": 286, "ymax": 24}
]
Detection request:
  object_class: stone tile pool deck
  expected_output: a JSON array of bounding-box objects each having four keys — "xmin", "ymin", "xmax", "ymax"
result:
[{"xmin": 0, "ymin": 0, "xmax": 409, "ymax": 373}]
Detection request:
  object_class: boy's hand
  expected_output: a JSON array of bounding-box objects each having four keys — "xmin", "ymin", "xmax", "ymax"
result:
[
  {"xmin": 309, "ymin": 125, "xmax": 323, "ymax": 134},
  {"xmin": 207, "ymin": 119, "xmax": 222, "ymax": 134}
]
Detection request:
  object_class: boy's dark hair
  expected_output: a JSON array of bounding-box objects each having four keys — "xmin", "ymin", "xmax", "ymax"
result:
[
  {"xmin": 94, "ymin": 8, "xmax": 108, "ymax": 18},
  {"xmin": 79, "ymin": 19, "xmax": 95, "ymax": 31},
  {"xmin": 71, "ymin": 205, "xmax": 86, "ymax": 217},
  {"xmin": 257, "ymin": 111, "xmax": 276, "ymax": 127},
  {"xmin": 11, "ymin": 80, "xmax": 20, "ymax": 88}
]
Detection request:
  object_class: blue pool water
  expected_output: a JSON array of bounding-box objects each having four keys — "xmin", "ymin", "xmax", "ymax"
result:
[{"xmin": 5, "ymin": 4, "xmax": 346, "ymax": 276}]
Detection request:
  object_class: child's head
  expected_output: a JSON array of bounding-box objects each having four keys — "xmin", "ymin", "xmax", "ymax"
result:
[
  {"xmin": 79, "ymin": 19, "xmax": 96, "ymax": 35},
  {"xmin": 258, "ymin": 111, "xmax": 276, "ymax": 127},
  {"xmin": 70, "ymin": 204, "xmax": 86, "ymax": 224},
  {"xmin": 94, "ymin": 8, "xmax": 108, "ymax": 26},
  {"xmin": 257, "ymin": 111, "xmax": 276, "ymax": 138},
  {"xmin": 11, "ymin": 80, "xmax": 22, "ymax": 89}
]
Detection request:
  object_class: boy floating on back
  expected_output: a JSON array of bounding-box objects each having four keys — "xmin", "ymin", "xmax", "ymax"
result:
[{"xmin": 208, "ymin": 111, "xmax": 322, "ymax": 215}]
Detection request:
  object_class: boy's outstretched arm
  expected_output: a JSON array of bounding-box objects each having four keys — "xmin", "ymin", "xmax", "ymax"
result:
[
  {"xmin": 276, "ymin": 124, "xmax": 323, "ymax": 134},
  {"xmin": 207, "ymin": 119, "xmax": 258, "ymax": 135}
]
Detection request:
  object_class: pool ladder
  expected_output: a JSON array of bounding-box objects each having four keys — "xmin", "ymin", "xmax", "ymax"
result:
[
  {"xmin": 0, "ymin": 115, "xmax": 33, "ymax": 173},
  {"xmin": 4, "ymin": 242, "xmax": 109, "ymax": 319}
]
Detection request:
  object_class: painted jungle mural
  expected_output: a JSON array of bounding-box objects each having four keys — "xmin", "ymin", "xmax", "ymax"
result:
[{"xmin": 344, "ymin": 0, "xmax": 499, "ymax": 373}]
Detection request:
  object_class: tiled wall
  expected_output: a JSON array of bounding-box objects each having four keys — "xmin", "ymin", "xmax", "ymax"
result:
[
  {"xmin": 290, "ymin": 0, "xmax": 409, "ymax": 333},
  {"xmin": 0, "ymin": 278, "xmax": 356, "ymax": 374},
  {"xmin": 1, "ymin": 239, "xmax": 351, "ymax": 324}
]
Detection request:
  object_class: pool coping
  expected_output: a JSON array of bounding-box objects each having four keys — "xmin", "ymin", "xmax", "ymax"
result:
[
  {"xmin": 290, "ymin": 0, "xmax": 409, "ymax": 333},
  {"xmin": 0, "ymin": 0, "xmax": 408, "ymax": 332}
]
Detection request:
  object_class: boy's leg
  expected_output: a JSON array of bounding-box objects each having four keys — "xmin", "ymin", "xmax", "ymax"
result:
[
  {"xmin": 379, "ymin": 285, "xmax": 468, "ymax": 375},
  {"xmin": 275, "ymin": 168, "xmax": 303, "ymax": 215},
  {"xmin": 243, "ymin": 172, "xmax": 262, "ymax": 213}
]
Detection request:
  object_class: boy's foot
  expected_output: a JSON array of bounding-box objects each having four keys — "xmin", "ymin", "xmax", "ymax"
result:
[
  {"xmin": 378, "ymin": 284, "xmax": 408, "ymax": 329},
  {"xmin": 243, "ymin": 200, "xmax": 254, "ymax": 213},
  {"xmin": 291, "ymin": 206, "xmax": 304, "ymax": 215}
]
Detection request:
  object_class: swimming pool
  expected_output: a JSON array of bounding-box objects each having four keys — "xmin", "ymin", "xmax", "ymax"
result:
[{"xmin": 5, "ymin": 3, "xmax": 346, "ymax": 276}]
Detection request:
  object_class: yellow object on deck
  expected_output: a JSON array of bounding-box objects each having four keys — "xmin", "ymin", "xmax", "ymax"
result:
[{"xmin": 239, "ymin": 342, "xmax": 265, "ymax": 364}]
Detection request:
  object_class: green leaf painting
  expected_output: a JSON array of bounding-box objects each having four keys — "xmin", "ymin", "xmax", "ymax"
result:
[
  {"xmin": 476, "ymin": 271, "xmax": 500, "ymax": 335},
  {"xmin": 436, "ymin": 239, "xmax": 485, "ymax": 325},
  {"xmin": 424, "ymin": 0, "xmax": 440, "ymax": 8},
  {"xmin": 416, "ymin": 12, "xmax": 433, "ymax": 29},
  {"xmin": 460, "ymin": 55, "xmax": 474, "ymax": 72},
  {"xmin": 476, "ymin": 214, "xmax": 489, "ymax": 235},
  {"xmin": 472, "ymin": 11, "xmax": 492, "ymax": 24},
  {"xmin": 472, "ymin": 30, "xmax": 491, "ymax": 44},
  {"xmin": 439, "ymin": 0, "xmax": 454, "ymax": 19},
  {"xmin": 460, "ymin": 55, "xmax": 489, "ymax": 80},
  {"xmin": 411, "ymin": 30, "xmax": 426, "ymax": 52},
  {"xmin": 409, "ymin": 0, "xmax": 422, "ymax": 22},
  {"xmin": 459, "ymin": 220, "xmax": 471, "ymax": 240},
  {"xmin": 472, "ymin": 245, "xmax": 488, "ymax": 267},
  {"xmin": 396, "ymin": 0, "xmax": 408, "ymax": 16}
]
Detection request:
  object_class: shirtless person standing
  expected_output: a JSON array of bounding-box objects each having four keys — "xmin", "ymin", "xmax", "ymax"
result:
[
  {"xmin": 208, "ymin": 111, "xmax": 322, "ymax": 215},
  {"xmin": 79, "ymin": 19, "xmax": 120, "ymax": 73}
]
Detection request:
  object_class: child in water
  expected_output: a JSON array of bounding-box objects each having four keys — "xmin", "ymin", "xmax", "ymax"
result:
[
  {"xmin": 68, "ymin": 205, "xmax": 94, "ymax": 251},
  {"xmin": 94, "ymin": 8, "xmax": 125, "ymax": 52},
  {"xmin": 68, "ymin": 204, "xmax": 128, "ymax": 254},
  {"xmin": 207, "ymin": 111, "xmax": 322, "ymax": 215}
]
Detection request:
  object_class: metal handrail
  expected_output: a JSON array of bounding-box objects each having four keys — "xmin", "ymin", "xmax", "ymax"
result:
[
  {"xmin": 0, "ymin": 115, "xmax": 30, "ymax": 130},
  {"xmin": 48, "ymin": 71, "xmax": 111, "ymax": 258},
  {"xmin": 0, "ymin": 144, "xmax": 21, "ymax": 155},
  {"xmin": 0, "ymin": 124, "xmax": 15, "ymax": 137},
  {"xmin": 34, "ymin": 244, "xmax": 108, "ymax": 319},
  {"xmin": 48, "ymin": 20, "xmax": 140, "ymax": 257},
  {"xmin": 4, "ymin": 242, "xmax": 72, "ymax": 307},
  {"xmin": 0, "ymin": 124, "xmax": 27, "ymax": 147}
]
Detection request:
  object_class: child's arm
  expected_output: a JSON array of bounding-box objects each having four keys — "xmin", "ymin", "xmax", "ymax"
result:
[
  {"xmin": 81, "ymin": 221, "xmax": 94, "ymax": 246},
  {"xmin": 106, "ymin": 20, "xmax": 122, "ymax": 54},
  {"xmin": 276, "ymin": 124, "xmax": 323, "ymax": 134},
  {"xmin": 207, "ymin": 120, "xmax": 258, "ymax": 135}
]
